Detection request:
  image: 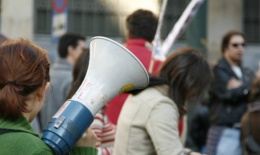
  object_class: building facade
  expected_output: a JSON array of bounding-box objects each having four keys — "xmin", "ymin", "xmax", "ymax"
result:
[{"xmin": 0, "ymin": 0, "xmax": 259, "ymax": 69}]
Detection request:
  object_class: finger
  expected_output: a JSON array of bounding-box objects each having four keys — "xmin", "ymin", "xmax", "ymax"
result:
[{"xmin": 82, "ymin": 132, "xmax": 87, "ymax": 138}]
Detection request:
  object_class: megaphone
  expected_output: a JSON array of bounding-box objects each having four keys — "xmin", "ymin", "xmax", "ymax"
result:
[{"xmin": 41, "ymin": 36, "xmax": 149, "ymax": 154}]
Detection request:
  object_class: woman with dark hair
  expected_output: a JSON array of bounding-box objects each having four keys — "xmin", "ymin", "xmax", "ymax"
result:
[
  {"xmin": 241, "ymin": 76, "xmax": 260, "ymax": 155},
  {"xmin": 0, "ymin": 39, "xmax": 97, "ymax": 155},
  {"xmin": 113, "ymin": 47, "xmax": 212, "ymax": 155},
  {"xmin": 66, "ymin": 49, "xmax": 116, "ymax": 155}
]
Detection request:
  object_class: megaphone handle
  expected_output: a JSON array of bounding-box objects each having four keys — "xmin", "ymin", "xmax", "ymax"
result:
[{"xmin": 42, "ymin": 100, "xmax": 94, "ymax": 155}]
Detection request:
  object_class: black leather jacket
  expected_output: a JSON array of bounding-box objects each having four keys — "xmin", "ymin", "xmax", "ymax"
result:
[{"xmin": 209, "ymin": 58, "xmax": 255, "ymax": 126}]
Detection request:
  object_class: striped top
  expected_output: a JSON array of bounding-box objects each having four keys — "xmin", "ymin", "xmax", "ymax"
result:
[{"xmin": 91, "ymin": 109, "xmax": 116, "ymax": 155}]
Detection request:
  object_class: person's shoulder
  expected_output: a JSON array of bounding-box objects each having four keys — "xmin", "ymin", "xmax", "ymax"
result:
[
  {"xmin": 242, "ymin": 65, "xmax": 254, "ymax": 72},
  {"xmin": 18, "ymin": 133, "xmax": 53, "ymax": 154},
  {"xmin": 14, "ymin": 132, "xmax": 48, "ymax": 146},
  {"xmin": 242, "ymin": 66, "xmax": 255, "ymax": 78},
  {"xmin": 213, "ymin": 57, "xmax": 227, "ymax": 68},
  {"xmin": 0, "ymin": 132, "xmax": 53, "ymax": 154},
  {"xmin": 50, "ymin": 59, "xmax": 73, "ymax": 72},
  {"xmin": 135, "ymin": 85, "xmax": 174, "ymax": 107},
  {"xmin": 137, "ymin": 85, "xmax": 167, "ymax": 99}
]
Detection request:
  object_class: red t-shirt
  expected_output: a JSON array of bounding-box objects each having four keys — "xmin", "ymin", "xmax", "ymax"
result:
[{"xmin": 104, "ymin": 38, "xmax": 162, "ymax": 125}]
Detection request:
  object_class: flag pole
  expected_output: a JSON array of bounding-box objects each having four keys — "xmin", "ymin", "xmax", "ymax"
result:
[
  {"xmin": 161, "ymin": 0, "xmax": 205, "ymax": 55},
  {"xmin": 149, "ymin": 0, "xmax": 168, "ymax": 73}
]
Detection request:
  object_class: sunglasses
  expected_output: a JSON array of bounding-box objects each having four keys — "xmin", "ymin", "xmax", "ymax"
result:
[{"xmin": 231, "ymin": 42, "xmax": 246, "ymax": 48}]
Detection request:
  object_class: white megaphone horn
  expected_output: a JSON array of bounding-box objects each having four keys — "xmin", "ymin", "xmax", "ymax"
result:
[{"xmin": 41, "ymin": 36, "xmax": 149, "ymax": 155}]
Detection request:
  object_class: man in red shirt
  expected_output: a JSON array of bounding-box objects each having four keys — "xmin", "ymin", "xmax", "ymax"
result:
[{"xmin": 105, "ymin": 9, "xmax": 162, "ymax": 125}]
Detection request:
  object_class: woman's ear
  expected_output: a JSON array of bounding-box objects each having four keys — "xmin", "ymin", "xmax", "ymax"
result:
[{"xmin": 37, "ymin": 82, "xmax": 50, "ymax": 101}]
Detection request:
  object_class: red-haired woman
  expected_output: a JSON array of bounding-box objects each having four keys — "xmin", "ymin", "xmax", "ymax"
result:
[{"xmin": 0, "ymin": 39, "xmax": 97, "ymax": 155}]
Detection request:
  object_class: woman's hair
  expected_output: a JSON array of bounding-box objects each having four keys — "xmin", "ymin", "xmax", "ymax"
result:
[
  {"xmin": 241, "ymin": 77, "xmax": 260, "ymax": 154},
  {"xmin": 159, "ymin": 47, "xmax": 212, "ymax": 117},
  {"xmin": 0, "ymin": 39, "xmax": 50, "ymax": 120},
  {"xmin": 66, "ymin": 48, "xmax": 90, "ymax": 99},
  {"xmin": 249, "ymin": 77, "xmax": 260, "ymax": 102}
]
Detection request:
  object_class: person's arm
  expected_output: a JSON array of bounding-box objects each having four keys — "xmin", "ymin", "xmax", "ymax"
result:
[
  {"xmin": 97, "ymin": 146, "xmax": 114, "ymax": 155},
  {"xmin": 146, "ymin": 100, "xmax": 184, "ymax": 155},
  {"xmin": 69, "ymin": 128, "xmax": 98, "ymax": 155},
  {"xmin": 98, "ymin": 118, "xmax": 115, "ymax": 155},
  {"xmin": 91, "ymin": 110, "xmax": 116, "ymax": 155},
  {"xmin": 210, "ymin": 67, "xmax": 252, "ymax": 102}
]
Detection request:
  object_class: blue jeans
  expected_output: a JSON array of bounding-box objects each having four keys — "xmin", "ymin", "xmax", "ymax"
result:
[{"xmin": 216, "ymin": 128, "xmax": 242, "ymax": 155}]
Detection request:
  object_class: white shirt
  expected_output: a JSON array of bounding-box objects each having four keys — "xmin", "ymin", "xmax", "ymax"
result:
[{"xmin": 232, "ymin": 66, "xmax": 243, "ymax": 79}]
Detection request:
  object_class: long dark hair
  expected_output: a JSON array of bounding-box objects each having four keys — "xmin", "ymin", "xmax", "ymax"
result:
[
  {"xmin": 159, "ymin": 47, "xmax": 212, "ymax": 117},
  {"xmin": 241, "ymin": 77, "xmax": 260, "ymax": 154},
  {"xmin": 66, "ymin": 48, "xmax": 90, "ymax": 99}
]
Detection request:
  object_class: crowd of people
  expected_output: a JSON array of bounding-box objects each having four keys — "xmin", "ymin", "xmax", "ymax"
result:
[{"xmin": 0, "ymin": 8, "xmax": 260, "ymax": 155}]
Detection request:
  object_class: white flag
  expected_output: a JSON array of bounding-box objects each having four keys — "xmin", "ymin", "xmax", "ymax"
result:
[
  {"xmin": 149, "ymin": 0, "xmax": 168, "ymax": 73},
  {"xmin": 161, "ymin": 0, "xmax": 205, "ymax": 55}
]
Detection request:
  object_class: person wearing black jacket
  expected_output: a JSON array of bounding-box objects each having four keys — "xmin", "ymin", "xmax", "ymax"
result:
[{"xmin": 206, "ymin": 30, "xmax": 256, "ymax": 155}]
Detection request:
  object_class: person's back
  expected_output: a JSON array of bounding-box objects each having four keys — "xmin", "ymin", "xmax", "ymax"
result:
[
  {"xmin": 105, "ymin": 9, "xmax": 161, "ymax": 125},
  {"xmin": 39, "ymin": 33, "xmax": 85, "ymax": 130},
  {"xmin": 0, "ymin": 117, "xmax": 53, "ymax": 155}
]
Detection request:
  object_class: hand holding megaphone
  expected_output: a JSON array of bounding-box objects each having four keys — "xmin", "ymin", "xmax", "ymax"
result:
[
  {"xmin": 41, "ymin": 36, "xmax": 149, "ymax": 155},
  {"xmin": 75, "ymin": 128, "xmax": 97, "ymax": 147}
]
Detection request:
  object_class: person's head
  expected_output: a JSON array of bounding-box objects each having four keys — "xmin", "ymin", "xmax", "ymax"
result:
[
  {"xmin": 126, "ymin": 9, "xmax": 158, "ymax": 42},
  {"xmin": 159, "ymin": 47, "xmax": 212, "ymax": 117},
  {"xmin": 66, "ymin": 48, "xmax": 90, "ymax": 99},
  {"xmin": 221, "ymin": 30, "xmax": 246, "ymax": 65},
  {"xmin": 0, "ymin": 39, "xmax": 50, "ymax": 121},
  {"xmin": 58, "ymin": 33, "xmax": 86, "ymax": 65}
]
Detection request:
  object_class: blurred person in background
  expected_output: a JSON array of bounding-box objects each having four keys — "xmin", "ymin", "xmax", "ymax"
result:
[
  {"xmin": 39, "ymin": 33, "xmax": 86, "ymax": 131},
  {"xmin": 188, "ymin": 99, "xmax": 210, "ymax": 153},
  {"xmin": 240, "ymin": 72, "xmax": 260, "ymax": 155},
  {"xmin": 0, "ymin": 39, "xmax": 97, "ymax": 155},
  {"xmin": 105, "ymin": 9, "xmax": 162, "ymax": 125},
  {"xmin": 114, "ymin": 47, "xmax": 212, "ymax": 155},
  {"xmin": 66, "ymin": 49, "xmax": 116, "ymax": 155},
  {"xmin": 206, "ymin": 30, "xmax": 257, "ymax": 155}
]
